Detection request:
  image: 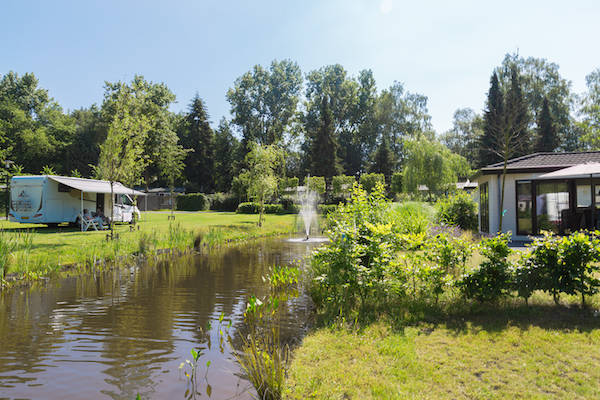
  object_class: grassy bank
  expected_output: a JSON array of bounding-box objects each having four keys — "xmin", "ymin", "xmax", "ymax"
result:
[
  {"xmin": 0, "ymin": 211, "xmax": 297, "ymax": 279},
  {"xmin": 285, "ymin": 300, "xmax": 600, "ymax": 399}
]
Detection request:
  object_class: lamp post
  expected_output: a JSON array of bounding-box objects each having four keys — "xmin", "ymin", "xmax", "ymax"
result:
[{"xmin": 4, "ymin": 160, "xmax": 13, "ymax": 219}]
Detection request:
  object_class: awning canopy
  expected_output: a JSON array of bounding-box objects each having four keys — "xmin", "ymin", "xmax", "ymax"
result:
[
  {"xmin": 538, "ymin": 162, "xmax": 600, "ymax": 180},
  {"xmin": 48, "ymin": 176, "xmax": 146, "ymax": 196}
]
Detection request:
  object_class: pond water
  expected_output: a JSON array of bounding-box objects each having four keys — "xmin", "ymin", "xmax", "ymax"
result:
[{"xmin": 0, "ymin": 238, "xmax": 322, "ymax": 400}]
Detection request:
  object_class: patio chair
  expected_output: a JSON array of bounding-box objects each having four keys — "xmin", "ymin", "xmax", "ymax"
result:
[{"xmin": 79, "ymin": 213, "xmax": 100, "ymax": 232}]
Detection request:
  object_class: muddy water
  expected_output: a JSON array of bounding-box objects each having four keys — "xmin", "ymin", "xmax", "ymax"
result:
[{"xmin": 0, "ymin": 238, "xmax": 321, "ymax": 400}]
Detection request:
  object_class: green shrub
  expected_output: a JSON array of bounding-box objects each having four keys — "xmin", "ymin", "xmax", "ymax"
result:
[
  {"xmin": 208, "ymin": 192, "xmax": 239, "ymax": 211},
  {"xmin": 306, "ymin": 176, "xmax": 326, "ymax": 195},
  {"xmin": 176, "ymin": 193, "xmax": 209, "ymax": 211},
  {"xmin": 435, "ymin": 192, "xmax": 478, "ymax": 230},
  {"xmin": 280, "ymin": 177, "xmax": 299, "ymax": 190},
  {"xmin": 310, "ymin": 182, "xmax": 398, "ymax": 320},
  {"xmin": 559, "ymin": 231, "xmax": 600, "ymax": 307},
  {"xmin": 332, "ymin": 175, "xmax": 355, "ymax": 198},
  {"xmin": 236, "ymin": 202, "xmax": 286, "ymax": 214},
  {"xmin": 317, "ymin": 204, "xmax": 337, "ymax": 215},
  {"xmin": 390, "ymin": 172, "xmax": 402, "ymax": 195},
  {"xmin": 457, "ymin": 233, "xmax": 513, "ymax": 302},
  {"xmin": 360, "ymin": 173, "xmax": 385, "ymax": 193}
]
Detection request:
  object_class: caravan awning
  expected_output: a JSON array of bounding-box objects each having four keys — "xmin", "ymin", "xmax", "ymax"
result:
[
  {"xmin": 48, "ymin": 176, "xmax": 146, "ymax": 196},
  {"xmin": 537, "ymin": 162, "xmax": 600, "ymax": 180}
]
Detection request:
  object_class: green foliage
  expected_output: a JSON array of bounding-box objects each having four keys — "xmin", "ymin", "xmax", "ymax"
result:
[
  {"xmin": 306, "ymin": 176, "xmax": 325, "ymax": 195},
  {"xmin": 309, "ymin": 96, "xmax": 342, "ymax": 178},
  {"xmin": 426, "ymin": 233, "xmax": 473, "ymax": 277},
  {"xmin": 280, "ymin": 176, "xmax": 299, "ymax": 190},
  {"xmin": 402, "ymin": 138, "xmax": 470, "ymax": 195},
  {"xmin": 207, "ymin": 192, "xmax": 239, "ymax": 212},
  {"xmin": 457, "ymin": 233, "xmax": 513, "ymax": 302},
  {"xmin": 236, "ymin": 202, "xmax": 288, "ymax": 215},
  {"xmin": 331, "ymin": 175, "xmax": 355, "ymax": 199},
  {"xmin": 519, "ymin": 231, "xmax": 600, "ymax": 307},
  {"xmin": 310, "ymin": 182, "xmax": 398, "ymax": 319},
  {"xmin": 393, "ymin": 202, "xmax": 433, "ymax": 235},
  {"xmin": 317, "ymin": 204, "xmax": 337, "ymax": 216},
  {"xmin": 176, "ymin": 193, "xmax": 210, "ymax": 211},
  {"xmin": 40, "ymin": 165, "xmax": 56, "ymax": 175},
  {"xmin": 390, "ymin": 172, "xmax": 402, "ymax": 195},
  {"xmin": 241, "ymin": 142, "xmax": 284, "ymax": 226},
  {"xmin": 435, "ymin": 192, "xmax": 478, "ymax": 230},
  {"xmin": 359, "ymin": 173, "xmax": 385, "ymax": 193}
]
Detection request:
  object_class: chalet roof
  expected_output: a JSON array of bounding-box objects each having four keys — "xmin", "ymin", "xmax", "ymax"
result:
[{"xmin": 480, "ymin": 152, "xmax": 600, "ymax": 174}]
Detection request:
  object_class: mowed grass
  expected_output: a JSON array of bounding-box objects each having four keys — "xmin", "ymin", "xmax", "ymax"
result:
[
  {"xmin": 285, "ymin": 301, "xmax": 600, "ymax": 400},
  {"xmin": 0, "ymin": 211, "xmax": 298, "ymax": 277}
]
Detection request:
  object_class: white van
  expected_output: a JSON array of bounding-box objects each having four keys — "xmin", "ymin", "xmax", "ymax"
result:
[{"xmin": 9, "ymin": 175, "xmax": 143, "ymax": 227}]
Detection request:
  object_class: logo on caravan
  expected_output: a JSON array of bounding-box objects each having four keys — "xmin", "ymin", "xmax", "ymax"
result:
[{"xmin": 14, "ymin": 190, "xmax": 33, "ymax": 212}]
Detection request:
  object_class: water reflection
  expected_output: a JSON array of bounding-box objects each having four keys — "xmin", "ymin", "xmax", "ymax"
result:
[{"xmin": 0, "ymin": 238, "xmax": 320, "ymax": 400}]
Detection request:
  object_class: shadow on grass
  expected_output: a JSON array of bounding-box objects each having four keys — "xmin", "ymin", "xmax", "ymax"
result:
[{"xmin": 387, "ymin": 299, "xmax": 600, "ymax": 335}]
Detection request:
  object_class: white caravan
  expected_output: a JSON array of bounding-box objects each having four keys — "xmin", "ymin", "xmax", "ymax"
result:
[{"xmin": 9, "ymin": 175, "xmax": 144, "ymax": 227}]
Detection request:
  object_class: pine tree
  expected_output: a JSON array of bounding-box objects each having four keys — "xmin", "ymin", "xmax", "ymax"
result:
[
  {"xmin": 214, "ymin": 118, "xmax": 239, "ymax": 192},
  {"xmin": 504, "ymin": 65, "xmax": 530, "ymax": 157},
  {"xmin": 478, "ymin": 73, "xmax": 504, "ymax": 167},
  {"xmin": 310, "ymin": 96, "xmax": 341, "ymax": 179},
  {"xmin": 370, "ymin": 135, "xmax": 395, "ymax": 183},
  {"xmin": 179, "ymin": 94, "xmax": 215, "ymax": 192},
  {"xmin": 535, "ymin": 97, "xmax": 558, "ymax": 152}
]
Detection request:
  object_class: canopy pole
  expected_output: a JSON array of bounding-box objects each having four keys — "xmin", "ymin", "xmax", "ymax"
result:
[{"xmin": 80, "ymin": 190, "xmax": 83, "ymax": 232}]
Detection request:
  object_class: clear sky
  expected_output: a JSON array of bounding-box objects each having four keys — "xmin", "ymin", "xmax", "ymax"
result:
[{"xmin": 2, "ymin": 0, "xmax": 600, "ymax": 133}]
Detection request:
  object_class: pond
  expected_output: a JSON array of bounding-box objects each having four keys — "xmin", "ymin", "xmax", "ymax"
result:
[{"xmin": 0, "ymin": 238, "xmax": 322, "ymax": 399}]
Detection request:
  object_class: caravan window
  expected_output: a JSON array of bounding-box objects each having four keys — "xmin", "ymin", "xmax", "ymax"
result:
[
  {"xmin": 115, "ymin": 194, "xmax": 133, "ymax": 206},
  {"xmin": 516, "ymin": 181, "xmax": 533, "ymax": 235}
]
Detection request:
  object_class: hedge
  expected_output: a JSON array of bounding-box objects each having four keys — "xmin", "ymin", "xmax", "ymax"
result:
[
  {"xmin": 318, "ymin": 204, "xmax": 337, "ymax": 215},
  {"xmin": 208, "ymin": 192, "xmax": 239, "ymax": 212},
  {"xmin": 176, "ymin": 193, "xmax": 210, "ymax": 211},
  {"xmin": 236, "ymin": 202, "xmax": 286, "ymax": 214},
  {"xmin": 360, "ymin": 173, "xmax": 385, "ymax": 193},
  {"xmin": 332, "ymin": 175, "xmax": 355, "ymax": 197}
]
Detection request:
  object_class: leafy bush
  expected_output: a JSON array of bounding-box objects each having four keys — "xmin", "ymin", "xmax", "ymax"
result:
[
  {"xmin": 281, "ymin": 176, "xmax": 299, "ymax": 189},
  {"xmin": 317, "ymin": 204, "xmax": 337, "ymax": 215},
  {"xmin": 435, "ymin": 192, "xmax": 478, "ymax": 230},
  {"xmin": 279, "ymin": 195, "xmax": 299, "ymax": 213},
  {"xmin": 360, "ymin": 173, "xmax": 385, "ymax": 193},
  {"xmin": 208, "ymin": 192, "xmax": 239, "ymax": 211},
  {"xmin": 310, "ymin": 182, "xmax": 398, "ymax": 319},
  {"xmin": 236, "ymin": 202, "xmax": 286, "ymax": 214},
  {"xmin": 332, "ymin": 175, "xmax": 355, "ymax": 198},
  {"xmin": 176, "ymin": 193, "xmax": 209, "ymax": 211},
  {"xmin": 559, "ymin": 232, "xmax": 600, "ymax": 307},
  {"xmin": 390, "ymin": 172, "xmax": 402, "ymax": 195},
  {"xmin": 306, "ymin": 176, "xmax": 326, "ymax": 195},
  {"xmin": 457, "ymin": 233, "xmax": 513, "ymax": 302}
]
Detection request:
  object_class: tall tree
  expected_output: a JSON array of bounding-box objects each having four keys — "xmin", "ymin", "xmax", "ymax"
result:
[
  {"xmin": 374, "ymin": 81, "xmax": 433, "ymax": 166},
  {"xmin": 496, "ymin": 53, "xmax": 577, "ymax": 151},
  {"xmin": 214, "ymin": 118, "xmax": 239, "ymax": 192},
  {"xmin": 309, "ymin": 96, "xmax": 341, "ymax": 179},
  {"xmin": 178, "ymin": 95, "xmax": 215, "ymax": 192},
  {"xmin": 369, "ymin": 135, "xmax": 394, "ymax": 184},
  {"xmin": 102, "ymin": 75, "xmax": 178, "ymax": 190},
  {"xmin": 227, "ymin": 59, "xmax": 302, "ymax": 154},
  {"xmin": 579, "ymin": 68, "xmax": 600, "ymax": 149},
  {"xmin": 487, "ymin": 66, "xmax": 530, "ymax": 231},
  {"xmin": 478, "ymin": 73, "xmax": 504, "ymax": 167},
  {"xmin": 535, "ymin": 97, "xmax": 559, "ymax": 152},
  {"xmin": 440, "ymin": 108, "xmax": 483, "ymax": 168},
  {"xmin": 95, "ymin": 88, "xmax": 150, "ymax": 238}
]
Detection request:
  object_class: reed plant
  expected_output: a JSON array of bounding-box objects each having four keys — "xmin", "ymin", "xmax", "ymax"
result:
[{"xmin": 0, "ymin": 230, "xmax": 16, "ymax": 284}]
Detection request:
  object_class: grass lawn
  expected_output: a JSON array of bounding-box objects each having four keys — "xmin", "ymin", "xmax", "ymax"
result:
[
  {"xmin": 285, "ymin": 300, "xmax": 600, "ymax": 400},
  {"xmin": 0, "ymin": 211, "xmax": 298, "ymax": 278}
]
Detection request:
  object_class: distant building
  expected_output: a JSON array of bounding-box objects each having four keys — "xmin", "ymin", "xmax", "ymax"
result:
[{"xmin": 136, "ymin": 187, "xmax": 185, "ymax": 211}]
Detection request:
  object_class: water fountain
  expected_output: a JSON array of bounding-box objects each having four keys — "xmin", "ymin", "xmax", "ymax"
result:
[{"xmin": 287, "ymin": 176, "xmax": 328, "ymax": 243}]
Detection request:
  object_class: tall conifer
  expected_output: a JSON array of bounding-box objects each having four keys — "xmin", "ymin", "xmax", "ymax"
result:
[
  {"xmin": 478, "ymin": 73, "xmax": 504, "ymax": 167},
  {"xmin": 310, "ymin": 96, "xmax": 341, "ymax": 179},
  {"xmin": 370, "ymin": 135, "xmax": 395, "ymax": 183},
  {"xmin": 535, "ymin": 97, "xmax": 558, "ymax": 152}
]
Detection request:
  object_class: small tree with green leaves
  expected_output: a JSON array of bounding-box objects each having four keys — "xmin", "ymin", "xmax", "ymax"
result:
[
  {"xmin": 159, "ymin": 134, "xmax": 189, "ymax": 220},
  {"xmin": 95, "ymin": 89, "xmax": 150, "ymax": 238},
  {"xmin": 239, "ymin": 142, "xmax": 283, "ymax": 227}
]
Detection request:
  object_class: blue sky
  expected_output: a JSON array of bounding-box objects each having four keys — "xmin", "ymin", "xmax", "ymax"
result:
[{"xmin": 2, "ymin": 0, "xmax": 600, "ymax": 133}]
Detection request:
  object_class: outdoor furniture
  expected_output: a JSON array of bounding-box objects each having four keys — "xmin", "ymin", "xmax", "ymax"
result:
[{"xmin": 80, "ymin": 213, "xmax": 100, "ymax": 232}]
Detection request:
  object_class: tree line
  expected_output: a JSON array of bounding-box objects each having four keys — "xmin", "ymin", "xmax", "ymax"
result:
[{"xmin": 1, "ymin": 52, "xmax": 600, "ymax": 196}]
